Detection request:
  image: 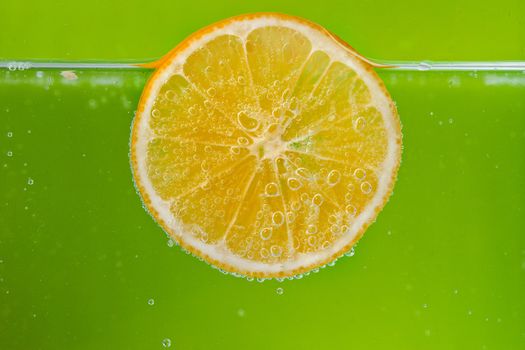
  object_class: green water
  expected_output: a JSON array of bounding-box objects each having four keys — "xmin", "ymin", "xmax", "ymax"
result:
[
  {"xmin": 1, "ymin": 68, "xmax": 524, "ymax": 349},
  {"xmin": 1, "ymin": 0, "xmax": 525, "ymax": 349}
]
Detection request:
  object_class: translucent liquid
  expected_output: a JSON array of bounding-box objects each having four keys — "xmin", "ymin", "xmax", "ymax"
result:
[{"xmin": 1, "ymin": 68, "xmax": 524, "ymax": 349}]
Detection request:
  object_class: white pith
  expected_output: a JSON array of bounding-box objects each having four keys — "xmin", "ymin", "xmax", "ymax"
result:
[{"xmin": 132, "ymin": 15, "xmax": 400, "ymax": 276}]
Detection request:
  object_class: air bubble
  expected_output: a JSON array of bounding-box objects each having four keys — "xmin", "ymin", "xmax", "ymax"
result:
[
  {"xmin": 237, "ymin": 111, "xmax": 259, "ymax": 131},
  {"xmin": 230, "ymin": 146, "xmax": 240, "ymax": 155},
  {"xmin": 200, "ymin": 160, "xmax": 210, "ymax": 172},
  {"xmin": 237, "ymin": 75, "xmax": 246, "ymax": 85},
  {"xmin": 6, "ymin": 151, "xmax": 13, "ymax": 157},
  {"xmin": 27, "ymin": 178, "xmax": 34, "ymax": 185},
  {"xmin": 6, "ymin": 132, "xmax": 12, "ymax": 138},
  {"xmin": 360, "ymin": 181, "xmax": 372, "ymax": 194},
  {"xmin": 290, "ymin": 201, "xmax": 301, "ymax": 211},
  {"xmin": 345, "ymin": 247, "xmax": 355, "ymax": 257},
  {"xmin": 206, "ymin": 87, "xmax": 216, "ymax": 96},
  {"xmin": 306, "ymin": 224, "xmax": 317, "ymax": 235},
  {"xmin": 237, "ymin": 137, "xmax": 250, "ymax": 146},
  {"xmin": 326, "ymin": 170, "xmax": 341, "ymax": 186},
  {"xmin": 307, "ymin": 235, "xmax": 316, "ymax": 247},
  {"xmin": 286, "ymin": 211, "xmax": 295, "ymax": 223},
  {"xmin": 270, "ymin": 245, "xmax": 283, "ymax": 257},
  {"xmin": 151, "ymin": 108, "xmax": 160, "ymax": 118},
  {"xmin": 260, "ymin": 248, "xmax": 269, "ymax": 258},
  {"xmin": 167, "ymin": 239, "xmax": 174, "ymax": 247},
  {"xmin": 264, "ymin": 182, "xmax": 279, "ymax": 197},
  {"xmin": 188, "ymin": 106, "xmax": 197, "ymax": 116},
  {"xmin": 354, "ymin": 117, "xmax": 366, "ymax": 131},
  {"xmin": 147, "ymin": 298, "xmax": 155, "ymax": 305},
  {"xmin": 296, "ymin": 167, "xmax": 311, "ymax": 178},
  {"xmin": 260, "ymin": 227, "xmax": 273, "ymax": 241},
  {"xmin": 345, "ymin": 204, "xmax": 357, "ymax": 216},
  {"xmin": 353, "ymin": 168, "xmax": 366, "ymax": 180},
  {"xmin": 287, "ymin": 177, "xmax": 302, "ymax": 191},
  {"xmin": 162, "ymin": 338, "xmax": 172, "ymax": 348},
  {"xmin": 312, "ymin": 193, "xmax": 324, "ymax": 206},
  {"xmin": 276, "ymin": 287, "xmax": 284, "ymax": 295},
  {"xmin": 272, "ymin": 211, "xmax": 284, "ymax": 226}
]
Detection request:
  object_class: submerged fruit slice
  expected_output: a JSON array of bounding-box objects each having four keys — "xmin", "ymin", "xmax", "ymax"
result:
[{"xmin": 131, "ymin": 13, "xmax": 402, "ymax": 278}]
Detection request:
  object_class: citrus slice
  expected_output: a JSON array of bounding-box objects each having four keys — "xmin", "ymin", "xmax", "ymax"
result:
[{"xmin": 131, "ymin": 13, "xmax": 402, "ymax": 278}]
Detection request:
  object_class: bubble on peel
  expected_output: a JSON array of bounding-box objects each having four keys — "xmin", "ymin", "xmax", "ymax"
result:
[
  {"xmin": 354, "ymin": 168, "xmax": 366, "ymax": 180},
  {"xmin": 312, "ymin": 193, "xmax": 324, "ymax": 206},
  {"xmin": 237, "ymin": 136, "xmax": 249, "ymax": 146},
  {"xmin": 206, "ymin": 87, "xmax": 216, "ymax": 96},
  {"xmin": 237, "ymin": 111, "xmax": 259, "ymax": 131},
  {"xmin": 326, "ymin": 170, "xmax": 341, "ymax": 186},
  {"xmin": 147, "ymin": 298, "xmax": 155, "ymax": 305},
  {"xmin": 270, "ymin": 245, "xmax": 283, "ymax": 257},
  {"xmin": 287, "ymin": 177, "xmax": 302, "ymax": 191},
  {"xmin": 264, "ymin": 182, "xmax": 279, "ymax": 197},
  {"xmin": 344, "ymin": 247, "xmax": 355, "ymax": 257},
  {"xmin": 276, "ymin": 287, "xmax": 284, "ymax": 295},
  {"xmin": 360, "ymin": 181, "xmax": 372, "ymax": 194},
  {"xmin": 259, "ymin": 227, "xmax": 273, "ymax": 241},
  {"xmin": 162, "ymin": 338, "xmax": 171, "ymax": 348},
  {"xmin": 271, "ymin": 211, "xmax": 284, "ymax": 226}
]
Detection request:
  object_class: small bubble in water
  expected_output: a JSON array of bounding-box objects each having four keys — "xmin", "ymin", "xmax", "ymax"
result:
[
  {"xmin": 27, "ymin": 178, "xmax": 34, "ymax": 185},
  {"xmin": 6, "ymin": 151, "xmax": 13, "ymax": 157},
  {"xmin": 448, "ymin": 118, "xmax": 454, "ymax": 124},
  {"xmin": 276, "ymin": 287, "xmax": 284, "ymax": 295},
  {"xmin": 6, "ymin": 132, "xmax": 13, "ymax": 138},
  {"xmin": 422, "ymin": 303, "xmax": 428, "ymax": 309},
  {"xmin": 148, "ymin": 298, "xmax": 155, "ymax": 306},
  {"xmin": 167, "ymin": 239, "xmax": 174, "ymax": 247},
  {"xmin": 36, "ymin": 71, "xmax": 44, "ymax": 78},
  {"xmin": 162, "ymin": 338, "xmax": 171, "ymax": 348},
  {"xmin": 237, "ymin": 308, "xmax": 245, "ymax": 317}
]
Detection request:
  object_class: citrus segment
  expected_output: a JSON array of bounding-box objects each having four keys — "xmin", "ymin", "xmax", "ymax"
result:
[{"xmin": 131, "ymin": 13, "xmax": 402, "ymax": 278}]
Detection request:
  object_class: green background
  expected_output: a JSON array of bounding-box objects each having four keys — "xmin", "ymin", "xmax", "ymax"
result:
[{"xmin": 1, "ymin": 1, "xmax": 525, "ymax": 349}]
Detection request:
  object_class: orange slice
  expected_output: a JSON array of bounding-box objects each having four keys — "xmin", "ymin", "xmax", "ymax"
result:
[{"xmin": 130, "ymin": 13, "xmax": 402, "ymax": 278}]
